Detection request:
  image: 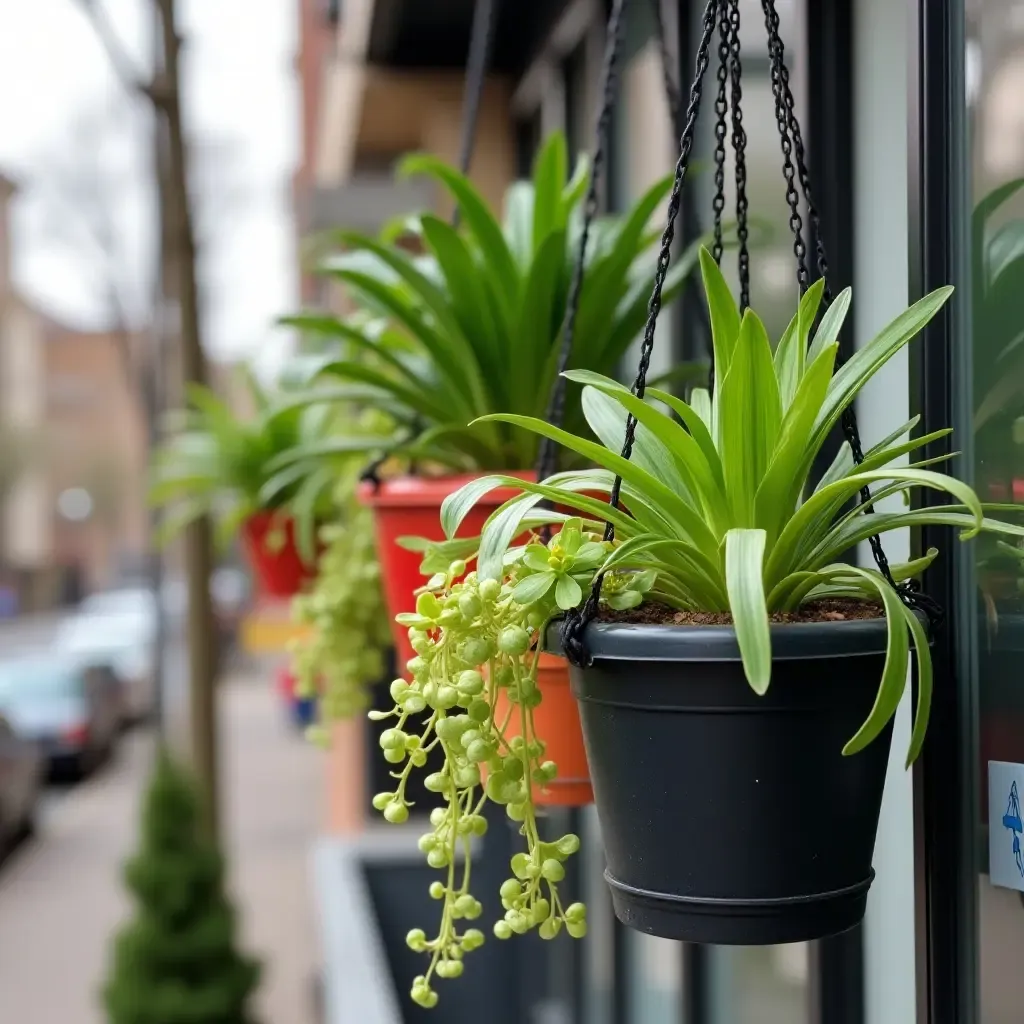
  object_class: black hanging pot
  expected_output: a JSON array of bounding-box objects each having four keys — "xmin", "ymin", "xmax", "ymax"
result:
[{"xmin": 547, "ymin": 617, "xmax": 894, "ymax": 945}]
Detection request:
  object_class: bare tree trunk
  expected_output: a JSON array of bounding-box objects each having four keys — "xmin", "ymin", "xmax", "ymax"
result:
[
  {"xmin": 73, "ymin": 0, "xmax": 222, "ymax": 838},
  {"xmin": 155, "ymin": 0, "xmax": 219, "ymax": 839}
]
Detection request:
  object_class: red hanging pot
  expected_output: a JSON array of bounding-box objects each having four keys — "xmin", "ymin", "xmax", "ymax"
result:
[
  {"xmin": 241, "ymin": 512, "xmax": 317, "ymax": 599},
  {"xmin": 495, "ymin": 653, "xmax": 593, "ymax": 807},
  {"xmin": 359, "ymin": 473, "xmax": 533, "ymax": 669}
]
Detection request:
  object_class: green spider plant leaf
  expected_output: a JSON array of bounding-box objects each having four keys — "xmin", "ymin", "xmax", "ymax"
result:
[
  {"xmin": 718, "ymin": 310, "xmax": 781, "ymax": 526},
  {"xmin": 532, "ymin": 131, "xmax": 569, "ymax": 250},
  {"xmin": 902, "ymin": 602, "xmax": 932, "ymax": 765},
  {"xmin": 322, "ymin": 265, "xmax": 483, "ymax": 407},
  {"xmin": 755, "ymin": 341, "xmax": 838, "ymax": 543},
  {"xmin": 773, "ymin": 279, "xmax": 824, "ymax": 409},
  {"xmin": 811, "ymin": 286, "xmax": 955, "ymax": 454},
  {"xmin": 698, "ymin": 247, "xmax": 741, "ymax": 407},
  {"xmin": 561, "ymin": 152, "xmax": 591, "ymax": 217},
  {"xmin": 567, "ymin": 371, "xmax": 730, "ymax": 533},
  {"xmin": 474, "ymin": 412, "xmax": 721, "ymax": 554},
  {"xmin": 399, "ymin": 152, "xmax": 519, "ymax": 317},
  {"xmin": 818, "ymin": 566, "xmax": 912, "ymax": 757},
  {"xmin": 806, "ymin": 286, "xmax": 852, "ymax": 365},
  {"xmin": 724, "ymin": 529, "xmax": 771, "ymax": 694}
]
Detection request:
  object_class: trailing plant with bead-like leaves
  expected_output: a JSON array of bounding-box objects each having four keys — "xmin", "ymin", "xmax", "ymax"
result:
[
  {"xmin": 371, "ymin": 519, "xmax": 652, "ymax": 1008},
  {"xmin": 290, "ymin": 484, "xmax": 391, "ymax": 732}
]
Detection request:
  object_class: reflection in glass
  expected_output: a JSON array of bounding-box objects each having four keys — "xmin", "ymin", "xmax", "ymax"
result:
[
  {"xmin": 708, "ymin": 944, "xmax": 809, "ymax": 1024},
  {"xmin": 967, "ymin": 2, "xmax": 1024, "ymax": 1021}
]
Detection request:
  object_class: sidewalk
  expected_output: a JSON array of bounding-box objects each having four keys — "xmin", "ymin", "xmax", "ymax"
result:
[{"xmin": 0, "ymin": 671, "xmax": 325, "ymax": 1024}]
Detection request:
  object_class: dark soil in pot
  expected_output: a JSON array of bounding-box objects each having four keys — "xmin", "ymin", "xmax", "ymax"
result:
[{"xmin": 547, "ymin": 602, "xmax": 894, "ymax": 946}]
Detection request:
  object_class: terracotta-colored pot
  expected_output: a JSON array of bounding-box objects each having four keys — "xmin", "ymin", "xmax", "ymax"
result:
[
  {"xmin": 358, "ymin": 473, "xmax": 533, "ymax": 669},
  {"xmin": 241, "ymin": 512, "xmax": 316, "ymax": 599},
  {"xmin": 495, "ymin": 653, "xmax": 593, "ymax": 807}
]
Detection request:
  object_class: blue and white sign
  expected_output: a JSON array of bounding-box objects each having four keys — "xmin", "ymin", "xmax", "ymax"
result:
[{"xmin": 989, "ymin": 760, "xmax": 1024, "ymax": 891}]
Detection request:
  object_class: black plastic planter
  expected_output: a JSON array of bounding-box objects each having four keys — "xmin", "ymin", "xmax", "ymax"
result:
[{"xmin": 548, "ymin": 618, "xmax": 894, "ymax": 946}]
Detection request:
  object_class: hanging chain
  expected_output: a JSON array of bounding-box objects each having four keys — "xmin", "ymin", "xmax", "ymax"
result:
[
  {"xmin": 762, "ymin": 4, "xmax": 807, "ymax": 290},
  {"xmin": 535, "ymin": 0, "xmax": 630, "ymax": 493},
  {"xmin": 648, "ymin": 0, "xmax": 683, "ymax": 132},
  {"xmin": 760, "ymin": 0, "xmax": 942, "ymax": 631},
  {"xmin": 453, "ymin": 0, "xmax": 499, "ymax": 225},
  {"xmin": 561, "ymin": 0, "xmax": 720, "ymax": 667},
  {"xmin": 711, "ymin": 0, "xmax": 730, "ymax": 264},
  {"xmin": 362, "ymin": 0, "xmax": 495, "ymax": 488},
  {"xmin": 727, "ymin": 0, "xmax": 751, "ymax": 310}
]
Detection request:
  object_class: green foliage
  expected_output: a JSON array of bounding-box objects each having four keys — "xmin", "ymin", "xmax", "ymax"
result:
[
  {"xmin": 276, "ymin": 132, "xmax": 707, "ymax": 473},
  {"xmin": 973, "ymin": 177, "xmax": 1024, "ymax": 434},
  {"xmin": 291, "ymin": 476, "xmax": 392, "ymax": 728},
  {"xmin": 372, "ymin": 519, "xmax": 652, "ymax": 1008},
  {"xmin": 150, "ymin": 366, "xmax": 392, "ymax": 556},
  {"xmin": 103, "ymin": 753, "xmax": 260, "ymax": 1024},
  {"xmin": 444, "ymin": 247, "xmax": 1024, "ymax": 767}
]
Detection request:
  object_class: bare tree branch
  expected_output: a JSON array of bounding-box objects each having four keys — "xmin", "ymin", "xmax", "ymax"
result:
[{"xmin": 74, "ymin": 0, "xmax": 152, "ymax": 97}]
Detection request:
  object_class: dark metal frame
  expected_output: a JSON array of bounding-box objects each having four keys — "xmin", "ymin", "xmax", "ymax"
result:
[{"xmin": 908, "ymin": 1, "xmax": 978, "ymax": 1023}]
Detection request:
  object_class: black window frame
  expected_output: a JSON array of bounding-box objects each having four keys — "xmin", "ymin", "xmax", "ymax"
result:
[{"xmin": 909, "ymin": 1, "xmax": 980, "ymax": 1023}]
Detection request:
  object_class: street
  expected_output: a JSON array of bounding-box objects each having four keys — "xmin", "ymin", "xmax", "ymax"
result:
[{"xmin": 0, "ymin": 614, "xmax": 324, "ymax": 1024}]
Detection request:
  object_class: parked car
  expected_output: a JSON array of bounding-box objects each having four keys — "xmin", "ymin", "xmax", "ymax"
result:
[
  {"xmin": 0, "ymin": 656, "xmax": 122, "ymax": 779},
  {"xmin": 56, "ymin": 610, "xmax": 155, "ymax": 724},
  {"xmin": 0, "ymin": 712, "xmax": 42, "ymax": 850}
]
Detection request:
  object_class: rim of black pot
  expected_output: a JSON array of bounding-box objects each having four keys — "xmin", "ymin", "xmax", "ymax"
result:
[{"xmin": 544, "ymin": 614, "xmax": 891, "ymax": 662}]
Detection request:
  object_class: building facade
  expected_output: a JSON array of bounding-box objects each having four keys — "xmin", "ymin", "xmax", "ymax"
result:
[{"xmin": 304, "ymin": 1, "xmax": 1024, "ymax": 1021}]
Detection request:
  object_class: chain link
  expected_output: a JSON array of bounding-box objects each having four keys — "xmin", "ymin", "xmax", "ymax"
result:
[
  {"xmin": 647, "ymin": 0, "xmax": 683, "ymax": 133},
  {"xmin": 535, "ymin": 0, "xmax": 630, "ymax": 493},
  {"xmin": 711, "ymin": 0, "xmax": 730, "ymax": 263},
  {"xmin": 561, "ymin": 0, "xmax": 720, "ymax": 667},
  {"xmin": 452, "ymin": 0, "xmax": 498, "ymax": 230},
  {"xmin": 760, "ymin": 0, "xmax": 942, "ymax": 632},
  {"xmin": 727, "ymin": 0, "xmax": 751, "ymax": 310}
]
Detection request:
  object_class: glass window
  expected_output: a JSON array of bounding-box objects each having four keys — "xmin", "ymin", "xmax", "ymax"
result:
[
  {"xmin": 610, "ymin": 0, "xmax": 678, "ymax": 382},
  {"xmin": 963, "ymin": 2, "xmax": 1024, "ymax": 1021}
]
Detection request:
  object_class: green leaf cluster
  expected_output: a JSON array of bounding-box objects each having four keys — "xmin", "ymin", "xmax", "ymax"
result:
[
  {"xmin": 150, "ymin": 366, "xmax": 393, "ymax": 554},
  {"xmin": 372, "ymin": 522, "xmax": 623, "ymax": 1008},
  {"xmin": 103, "ymin": 752, "xmax": 261, "ymax": 1024},
  {"xmin": 444, "ymin": 247, "xmax": 1024, "ymax": 764},
  {"xmin": 291, "ymin": 474, "xmax": 392, "ymax": 727},
  {"xmin": 276, "ymin": 131, "xmax": 706, "ymax": 472}
]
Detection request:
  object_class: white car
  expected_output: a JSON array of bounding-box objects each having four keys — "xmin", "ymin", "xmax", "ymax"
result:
[{"xmin": 55, "ymin": 609, "xmax": 156, "ymax": 724}]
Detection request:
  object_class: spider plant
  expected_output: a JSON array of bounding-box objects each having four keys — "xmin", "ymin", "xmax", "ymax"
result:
[
  {"xmin": 440, "ymin": 247, "xmax": 1024, "ymax": 765},
  {"xmin": 150, "ymin": 369, "xmax": 389, "ymax": 559},
  {"xmin": 276, "ymin": 131, "xmax": 711, "ymax": 473}
]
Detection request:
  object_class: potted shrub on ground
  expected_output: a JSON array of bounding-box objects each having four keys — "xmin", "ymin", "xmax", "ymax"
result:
[
  {"xmin": 371, "ymin": 249, "xmax": 1024, "ymax": 1005},
  {"xmin": 103, "ymin": 752, "xmax": 261, "ymax": 1023}
]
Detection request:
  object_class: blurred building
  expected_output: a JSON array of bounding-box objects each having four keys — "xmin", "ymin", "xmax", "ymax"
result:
[{"xmin": 0, "ymin": 174, "xmax": 151, "ymax": 604}]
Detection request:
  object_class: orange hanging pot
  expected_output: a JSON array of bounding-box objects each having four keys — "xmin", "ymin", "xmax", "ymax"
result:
[
  {"xmin": 358, "ymin": 473, "xmax": 534, "ymax": 669},
  {"xmin": 494, "ymin": 653, "xmax": 593, "ymax": 808}
]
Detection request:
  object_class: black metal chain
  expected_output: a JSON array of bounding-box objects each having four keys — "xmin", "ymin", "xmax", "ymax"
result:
[
  {"xmin": 711, "ymin": 0, "xmax": 730, "ymax": 264},
  {"xmin": 534, "ymin": 0, "xmax": 630, "ymax": 490},
  {"xmin": 361, "ymin": 0, "xmax": 496, "ymax": 487},
  {"xmin": 453, "ymin": 0, "xmax": 499, "ymax": 228},
  {"xmin": 647, "ymin": 0, "xmax": 682, "ymax": 132},
  {"xmin": 759, "ymin": 0, "xmax": 943, "ymax": 632},
  {"xmin": 727, "ymin": 0, "xmax": 751, "ymax": 311},
  {"xmin": 561, "ymin": 0, "xmax": 720, "ymax": 667}
]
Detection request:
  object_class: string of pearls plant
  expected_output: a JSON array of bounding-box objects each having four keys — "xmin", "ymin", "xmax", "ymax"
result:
[
  {"xmin": 291, "ymin": 483, "xmax": 391, "ymax": 739},
  {"xmin": 371, "ymin": 519, "xmax": 654, "ymax": 1008}
]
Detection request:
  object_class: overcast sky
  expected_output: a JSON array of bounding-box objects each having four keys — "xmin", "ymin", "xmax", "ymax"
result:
[{"xmin": 0, "ymin": 0, "xmax": 299, "ymax": 369}]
